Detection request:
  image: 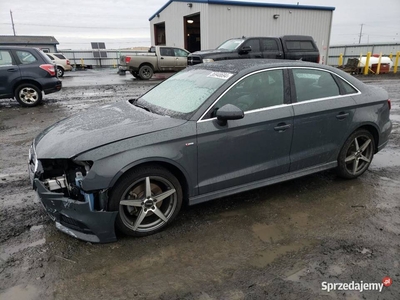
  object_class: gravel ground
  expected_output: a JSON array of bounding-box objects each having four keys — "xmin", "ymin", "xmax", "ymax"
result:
[{"xmin": 0, "ymin": 70, "xmax": 399, "ymax": 300}]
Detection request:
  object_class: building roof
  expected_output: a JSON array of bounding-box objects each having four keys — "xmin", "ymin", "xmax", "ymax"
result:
[
  {"xmin": 149, "ymin": 0, "xmax": 335, "ymax": 21},
  {"xmin": 0, "ymin": 35, "xmax": 59, "ymax": 45}
]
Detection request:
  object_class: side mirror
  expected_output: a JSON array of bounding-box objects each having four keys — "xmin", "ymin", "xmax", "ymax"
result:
[
  {"xmin": 216, "ymin": 104, "xmax": 244, "ymax": 125},
  {"xmin": 239, "ymin": 46, "xmax": 252, "ymax": 54}
]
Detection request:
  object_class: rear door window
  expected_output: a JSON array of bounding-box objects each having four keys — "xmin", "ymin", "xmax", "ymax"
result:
[
  {"xmin": 16, "ymin": 50, "xmax": 38, "ymax": 65},
  {"xmin": 0, "ymin": 50, "xmax": 14, "ymax": 67},
  {"xmin": 261, "ymin": 39, "xmax": 279, "ymax": 51},
  {"xmin": 292, "ymin": 69, "xmax": 340, "ymax": 102}
]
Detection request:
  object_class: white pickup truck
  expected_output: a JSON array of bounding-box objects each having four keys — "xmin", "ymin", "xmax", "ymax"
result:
[{"xmin": 119, "ymin": 46, "xmax": 190, "ymax": 80}]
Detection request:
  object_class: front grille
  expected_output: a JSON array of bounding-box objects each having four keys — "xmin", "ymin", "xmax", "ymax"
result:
[
  {"xmin": 60, "ymin": 214, "xmax": 93, "ymax": 234},
  {"xmin": 187, "ymin": 56, "xmax": 202, "ymax": 66}
]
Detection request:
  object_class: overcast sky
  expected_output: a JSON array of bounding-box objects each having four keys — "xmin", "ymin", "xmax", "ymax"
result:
[{"xmin": 0, "ymin": 0, "xmax": 399, "ymax": 50}]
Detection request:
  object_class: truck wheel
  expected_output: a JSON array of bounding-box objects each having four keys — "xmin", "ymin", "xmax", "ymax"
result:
[
  {"xmin": 15, "ymin": 83, "xmax": 43, "ymax": 107},
  {"xmin": 138, "ymin": 65, "xmax": 153, "ymax": 80}
]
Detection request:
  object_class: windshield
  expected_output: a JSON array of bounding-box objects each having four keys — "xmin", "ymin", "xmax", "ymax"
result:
[
  {"xmin": 136, "ymin": 69, "xmax": 234, "ymax": 119},
  {"xmin": 217, "ymin": 39, "xmax": 244, "ymax": 51}
]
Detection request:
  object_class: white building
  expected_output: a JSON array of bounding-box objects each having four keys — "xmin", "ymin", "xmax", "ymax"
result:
[{"xmin": 149, "ymin": 0, "xmax": 335, "ymax": 63}]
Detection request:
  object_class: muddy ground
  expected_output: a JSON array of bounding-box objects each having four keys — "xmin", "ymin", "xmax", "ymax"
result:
[{"xmin": 0, "ymin": 70, "xmax": 399, "ymax": 300}]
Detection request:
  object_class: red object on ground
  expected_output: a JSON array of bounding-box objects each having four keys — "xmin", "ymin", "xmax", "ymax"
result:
[{"xmin": 371, "ymin": 63, "xmax": 390, "ymax": 74}]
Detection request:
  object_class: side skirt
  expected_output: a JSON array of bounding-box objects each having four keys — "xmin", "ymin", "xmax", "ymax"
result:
[{"xmin": 189, "ymin": 161, "xmax": 337, "ymax": 206}]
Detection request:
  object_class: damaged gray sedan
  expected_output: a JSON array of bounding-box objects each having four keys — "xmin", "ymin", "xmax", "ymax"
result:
[{"xmin": 29, "ymin": 59, "xmax": 392, "ymax": 243}]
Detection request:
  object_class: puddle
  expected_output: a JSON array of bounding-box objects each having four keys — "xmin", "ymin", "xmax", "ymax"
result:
[
  {"xmin": 370, "ymin": 148, "xmax": 400, "ymax": 169},
  {"xmin": 390, "ymin": 114, "xmax": 400, "ymax": 123},
  {"xmin": 0, "ymin": 238, "xmax": 46, "ymax": 262},
  {"xmin": 249, "ymin": 241, "xmax": 311, "ymax": 268},
  {"xmin": 0, "ymin": 284, "xmax": 39, "ymax": 300},
  {"xmin": 252, "ymin": 223, "xmax": 283, "ymax": 243}
]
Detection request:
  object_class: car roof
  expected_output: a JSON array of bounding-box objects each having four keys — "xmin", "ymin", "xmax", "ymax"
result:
[
  {"xmin": 188, "ymin": 59, "xmax": 330, "ymax": 73},
  {"xmin": 0, "ymin": 46, "xmax": 40, "ymax": 51},
  {"xmin": 187, "ymin": 59, "xmax": 364, "ymax": 88}
]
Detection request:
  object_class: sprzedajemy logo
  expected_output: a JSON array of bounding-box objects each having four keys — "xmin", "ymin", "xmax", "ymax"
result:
[{"xmin": 321, "ymin": 277, "xmax": 393, "ymax": 293}]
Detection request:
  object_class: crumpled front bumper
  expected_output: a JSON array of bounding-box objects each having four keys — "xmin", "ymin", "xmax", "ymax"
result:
[{"xmin": 34, "ymin": 179, "xmax": 117, "ymax": 243}]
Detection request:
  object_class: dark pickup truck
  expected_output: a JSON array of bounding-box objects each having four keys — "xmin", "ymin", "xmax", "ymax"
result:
[{"xmin": 187, "ymin": 35, "xmax": 319, "ymax": 65}]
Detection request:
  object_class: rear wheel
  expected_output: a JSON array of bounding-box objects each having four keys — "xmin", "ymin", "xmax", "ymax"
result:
[
  {"xmin": 337, "ymin": 129, "xmax": 375, "ymax": 179},
  {"xmin": 57, "ymin": 67, "xmax": 64, "ymax": 77},
  {"xmin": 15, "ymin": 83, "xmax": 42, "ymax": 107},
  {"xmin": 138, "ymin": 65, "xmax": 153, "ymax": 80},
  {"xmin": 109, "ymin": 166, "xmax": 183, "ymax": 237}
]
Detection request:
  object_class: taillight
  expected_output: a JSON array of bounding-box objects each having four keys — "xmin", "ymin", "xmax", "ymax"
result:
[
  {"xmin": 40, "ymin": 64, "xmax": 56, "ymax": 76},
  {"xmin": 388, "ymin": 99, "xmax": 391, "ymax": 110},
  {"xmin": 125, "ymin": 57, "xmax": 131, "ymax": 63},
  {"xmin": 66, "ymin": 59, "xmax": 70, "ymax": 65}
]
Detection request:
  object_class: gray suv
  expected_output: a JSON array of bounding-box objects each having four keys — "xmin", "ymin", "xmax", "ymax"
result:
[
  {"xmin": 29, "ymin": 59, "xmax": 392, "ymax": 243},
  {"xmin": 0, "ymin": 46, "xmax": 61, "ymax": 106}
]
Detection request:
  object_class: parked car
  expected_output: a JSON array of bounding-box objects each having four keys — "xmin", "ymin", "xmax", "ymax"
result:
[
  {"xmin": 0, "ymin": 46, "xmax": 62, "ymax": 107},
  {"xmin": 188, "ymin": 35, "xmax": 319, "ymax": 65},
  {"xmin": 29, "ymin": 59, "xmax": 391, "ymax": 243},
  {"xmin": 46, "ymin": 53, "xmax": 72, "ymax": 77},
  {"xmin": 119, "ymin": 46, "xmax": 190, "ymax": 80}
]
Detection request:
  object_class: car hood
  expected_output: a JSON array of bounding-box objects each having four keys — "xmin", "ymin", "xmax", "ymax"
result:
[
  {"xmin": 190, "ymin": 49, "xmax": 231, "ymax": 56},
  {"xmin": 34, "ymin": 100, "xmax": 187, "ymax": 158}
]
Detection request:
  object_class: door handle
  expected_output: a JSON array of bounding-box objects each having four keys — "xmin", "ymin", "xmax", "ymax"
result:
[
  {"xmin": 160, "ymin": 57, "xmax": 164, "ymax": 59},
  {"xmin": 336, "ymin": 112, "xmax": 349, "ymax": 120},
  {"xmin": 255, "ymin": 55, "xmax": 262, "ymax": 58},
  {"xmin": 175, "ymin": 58, "xmax": 179, "ymax": 60},
  {"xmin": 7, "ymin": 68, "xmax": 18, "ymax": 72},
  {"xmin": 274, "ymin": 123, "xmax": 291, "ymax": 132}
]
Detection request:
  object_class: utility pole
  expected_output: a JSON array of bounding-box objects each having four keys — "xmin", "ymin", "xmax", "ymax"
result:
[
  {"xmin": 358, "ymin": 23, "xmax": 364, "ymax": 44},
  {"xmin": 10, "ymin": 10, "xmax": 16, "ymax": 36}
]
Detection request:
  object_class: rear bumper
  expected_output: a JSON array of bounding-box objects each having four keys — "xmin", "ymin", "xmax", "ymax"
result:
[
  {"xmin": 43, "ymin": 79, "xmax": 62, "ymax": 95},
  {"xmin": 377, "ymin": 119, "xmax": 392, "ymax": 152},
  {"xmin": 33, "ymin": 179, "xmax": 117, "ymax": 243}
]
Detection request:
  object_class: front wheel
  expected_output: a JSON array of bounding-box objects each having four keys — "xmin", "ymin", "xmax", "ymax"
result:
[
  {"xmin": 337, "ymin": 129, "xmax": 375, "ymax": 179},
  {"xmin": 15, "ymin": 83, "xmax": 43, "ymax": 107},
  {"xmin": 138, "ymin": 65, "xmax": 153, "ymax": 80},
  {"xmin": 109, "ymin": 166, "xmax": 183, "ymax": 237}
]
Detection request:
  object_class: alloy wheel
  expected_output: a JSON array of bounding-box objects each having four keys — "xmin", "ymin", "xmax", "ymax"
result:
[
  {"xmin": 19, "ymin": 87, "xmax": 39, "ymax": 104},
  {"xmin": 119, "ymin": 176, "xmax": 178, "ymax": 232},
  {"xmin": 344, "ymin": 135, "xmax": 373, "ymax": 176}
]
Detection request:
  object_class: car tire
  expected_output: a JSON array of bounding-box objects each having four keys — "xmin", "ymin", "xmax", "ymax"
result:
[
  {"xmin": 15, "ymin": 83, "xmax": 43, "ymax": 107},
  {"xmin": 337, "ymin": 129, "xmax": 375, "ymax": 179},
  {"xmin": 138, "ymin": 65, "xmax": 153, "ymax": 80},
  {"xmin": 109, "ymin": 165, "xmax": 183, "ymax": 237},
  {"xmin": 57, "ymin": 67, "xmax": 64, "ymax": 78}
]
